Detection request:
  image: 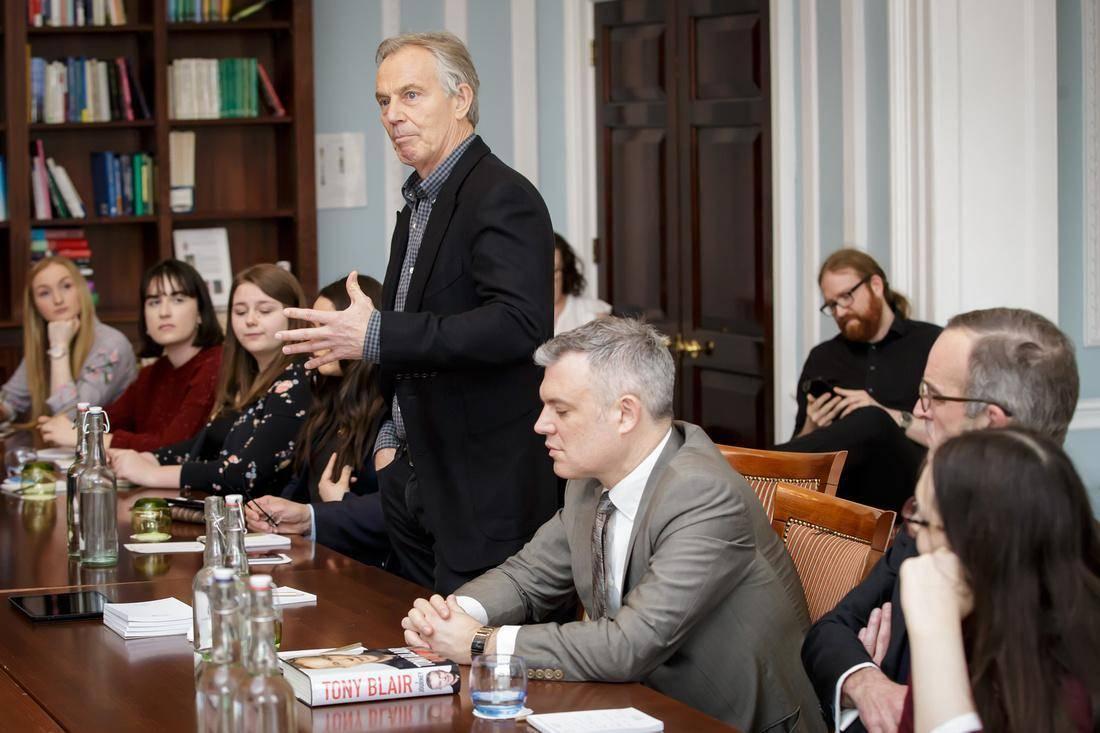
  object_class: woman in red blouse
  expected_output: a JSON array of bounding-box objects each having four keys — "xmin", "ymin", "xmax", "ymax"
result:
[{"xmin": 40, "ymin": 259, "xmax": 223, "ymax": 451}]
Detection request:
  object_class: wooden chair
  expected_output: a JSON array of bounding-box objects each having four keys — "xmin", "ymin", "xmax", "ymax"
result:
[
  {"xmin": 770, "ymin": 481, "xmax": 895, "ymax": 623},
  {"xmin": 717, "ymin": 444, "xmax": 847, "ymax": 519}
]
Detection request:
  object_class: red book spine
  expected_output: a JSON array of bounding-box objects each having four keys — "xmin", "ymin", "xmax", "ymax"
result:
[
  {"xmin": 256, "ymin": 62, "xmax": 286, "ymax": 117},
  {"xmin": 116, "ymin": 58, "xmax": 134, "ymax": 121}
]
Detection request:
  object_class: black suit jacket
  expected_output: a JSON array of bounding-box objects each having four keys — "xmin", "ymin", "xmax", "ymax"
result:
[
  {"xmin": 377, "ymin": 135, "xmax": 558, "ymax": 572},
  {"xmin": 800, "ymin": 532, "xmax": 917, "ymax": 730}
]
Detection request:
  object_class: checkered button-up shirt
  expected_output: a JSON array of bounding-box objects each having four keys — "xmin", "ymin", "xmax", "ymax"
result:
[{"xmin": 364, "ymin": 134, "xmax": 476, "ymax": 453}]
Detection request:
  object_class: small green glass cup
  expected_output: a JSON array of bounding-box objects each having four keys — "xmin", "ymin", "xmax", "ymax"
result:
[{"xmin": 129, "ymin": 497, "xmax": 172, "ymax": 542}]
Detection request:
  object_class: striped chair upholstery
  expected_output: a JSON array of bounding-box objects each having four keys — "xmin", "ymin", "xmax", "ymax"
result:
[
  {"xmin": 742, "ymin": 476, "xmax": 819, "ymax": 520},
  {"xmin": 771, "ymin": 482, "xmax": 896, "ymax": 623},
  {"xmin": 717, "ymin": 445, "xmax": 847, "ymax": 521}
]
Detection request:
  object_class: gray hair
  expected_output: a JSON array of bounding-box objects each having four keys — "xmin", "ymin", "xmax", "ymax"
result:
[
  {"xmin": 376, "ymin": 32, "xmax": 480, "ymax": 127},
  {"xmin": 534, "ymin": 318, "xmax": 675, "ymax": 420},
  {"xmin": 946, "ymin": 308, "xmax": 1079, "ymax": 444}
]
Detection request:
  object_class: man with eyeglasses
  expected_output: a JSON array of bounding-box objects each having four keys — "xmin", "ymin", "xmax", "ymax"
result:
[
  {"xmin": 801, "ymin": 307, "xmax": 1079, "ymax": 733},
  {"xmin": 777, "ymin": 249, "xmax": 940, "ymax": 510}
]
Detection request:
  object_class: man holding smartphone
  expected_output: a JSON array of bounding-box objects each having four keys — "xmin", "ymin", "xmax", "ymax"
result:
[{"xmin": 777, "ymin": 249, "xmax": 940, "ymax": 510}]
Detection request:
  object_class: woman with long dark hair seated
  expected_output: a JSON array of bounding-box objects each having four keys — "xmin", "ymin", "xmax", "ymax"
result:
[
  {"xmin": 111, "ymin": 264, "xmax": 311, "ymax": 497},
  {"xmin": 898, "ymin": 427, "xmax": 1099, "ymax": 733},
  {"xmin": 243, "ymin": 274, "xmax": 390, "ymax": 568},
  {"xmin": 39, "ymin": 259, "xmax": 223, "ymax": 450}
]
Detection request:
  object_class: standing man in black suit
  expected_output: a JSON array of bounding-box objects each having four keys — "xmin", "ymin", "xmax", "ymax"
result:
[
  {"xmin": 801, "ymin": 308, "xmax": 1079, "ymax": 733},
  {"xmin": 276, "ymin": 31, "xmax": 558, "ymax": 594}
]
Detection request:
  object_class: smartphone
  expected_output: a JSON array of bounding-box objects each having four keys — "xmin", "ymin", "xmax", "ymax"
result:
[
  {"xmin": 248, "ymin": 552, "xmax": 291, "ymax": 566},
  {"xmin": 163, "ymin": 496, "xmax": 205, "ymax": 511},
  {"xmin": 801, "ymin": 376, "xmax": 838, "ymax": 399},
  {"xmin": 10, "ymin": 590, "xmax": 109, "ymax": 622}
]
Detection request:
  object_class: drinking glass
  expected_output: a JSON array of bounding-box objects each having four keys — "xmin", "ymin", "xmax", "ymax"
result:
[
  {"xmin": 470, "ymin": 654, "xmax": 527, "ymax": 719},
  {"xmin": 5, "ymin": 447, "xmax": 37, "ymax": 478}
]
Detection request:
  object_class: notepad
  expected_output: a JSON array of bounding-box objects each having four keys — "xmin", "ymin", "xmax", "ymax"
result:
[
  {"xmin": 271, "ymin": 586, "xmax": 316, "ymax": 607},
  {"xmin": 104, "ymin": 597, "xmax": 192, "ymax": 639},
  {"xmin": 124, "ymin": 541, "xmax": 204, "ymax": 554},
  {"xmin": 525, "ymin": 708, "xmax": 664, "ymax": 733}
]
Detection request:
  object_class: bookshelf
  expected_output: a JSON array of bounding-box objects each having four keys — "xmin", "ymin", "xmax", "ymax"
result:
[{"xmin": 0, "ymin": 0, "xmax": 317, "ymax": 384}]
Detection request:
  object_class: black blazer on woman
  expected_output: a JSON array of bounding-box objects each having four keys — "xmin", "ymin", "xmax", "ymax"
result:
[{"xmin": 376, "ymin": 135, "xmax": 559, "ymax": 573}]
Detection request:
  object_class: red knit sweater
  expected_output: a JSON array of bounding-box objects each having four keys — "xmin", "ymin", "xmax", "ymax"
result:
[{"xmin": 106, "ymin": 345, "xmax": 222, "ymax": 451}]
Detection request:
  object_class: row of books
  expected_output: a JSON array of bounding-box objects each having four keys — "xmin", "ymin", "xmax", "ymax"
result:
[
  {"xmin": 29, "ymin": 56, "xmax": 151, "ymax": 124},
  {"xmin": 31, "ymin": 228, "xmax": 98, "ymax": 304},
  {"xmin": 167, "ymin": 57, "xmax": 285, "ymax": 119},
  {"xmin": 30, "ymin": 141, "xmax": 85, "ymax": 220},
  {"xmin": 28, "ymin": 0, "xmax": 127, "ymax": 27},
  {"xmin": 92, "ymin": 151, "xmax": 156, "ymax": 217}
]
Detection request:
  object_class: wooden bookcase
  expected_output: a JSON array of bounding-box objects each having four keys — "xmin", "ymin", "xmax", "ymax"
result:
[{"xmin": 0, "ymin": 0, "xmax": 317, "ymax": 383}]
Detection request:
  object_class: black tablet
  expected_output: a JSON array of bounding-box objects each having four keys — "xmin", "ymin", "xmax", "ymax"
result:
[{"xmin": 9, "ymin": 590, "xmax": 109, "ymax": 621}]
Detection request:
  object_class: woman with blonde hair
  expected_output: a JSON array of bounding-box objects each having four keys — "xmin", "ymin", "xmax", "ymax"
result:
[
  {"xmin": 0, "ymin": 256, "xmax": 136, "ymax": 422},
  {"xmin": 111, "ymin": 264, "xmax": 312, "ymax": 496}
]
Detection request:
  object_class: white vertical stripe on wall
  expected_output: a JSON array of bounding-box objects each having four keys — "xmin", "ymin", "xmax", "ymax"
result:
[
  {"xmin": 799, "ymin": 0, "xmax": 822, "ymax": 353},
  {"xmin": 887, "ymin": 0, "xmax": 932, "ymax": 321},
  {"xmin": 1083, "ymin": 0, "xmax": 1100, "ymax": 346},
  {"xmin": 561, "ymin": 0, "xmax": 600, "ymax": 297},
  {"xmin": 510, "ymin": 0, "xmax": 539, "ymax": 187},
  {"xmin": 381, "ymin": 0, "xmax": 402, "ymax": 259},
  {"xmin": 772, "ymin": 0, "xmax": 801, "ymax": 442},
  {"xmin": 444, "ymin": 0, "xmax": 468, "ymax": 43},
  {"xmin": 841, "ymin": 0, "xmax": 868, "ymax": 249}
]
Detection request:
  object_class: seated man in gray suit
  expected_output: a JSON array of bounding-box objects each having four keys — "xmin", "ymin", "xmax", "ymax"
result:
[{"xmin": 400, "ymin": 318, "xmax": 825, "ymax": 733}]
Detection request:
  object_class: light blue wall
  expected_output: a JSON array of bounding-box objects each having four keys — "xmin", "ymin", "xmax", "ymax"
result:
[
  {"xmin": 312, "ymin": 0, "xmax": 388, "ymax": 288},
  {"xmin": 536, "ymin": 0, "xmax": 568, "ymax": 231},
  {"xmin": 1057, "ymin": 0, "xmax": 1100, "ymax": 510},
  {"xmin": 817, "ymin": 0, "xmax": 844, "ymax": 259},
  {"xmin": 467, "ymin": 1, "xmax": 515, "ymax": 170},
  {"xmin": 863, "ymin": 0, "xmax": 890, "ymax": 270}
]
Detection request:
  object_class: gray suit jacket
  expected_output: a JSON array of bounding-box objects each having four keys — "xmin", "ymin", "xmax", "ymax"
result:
[{"xmin": 457, "ymin": 422, "xmax": 824, "ymax": 733}]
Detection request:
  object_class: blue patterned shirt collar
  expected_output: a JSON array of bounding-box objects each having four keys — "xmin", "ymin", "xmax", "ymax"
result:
[{"xmin": 401, "ymin": 134, "xmax": 477, "ymax": 206}]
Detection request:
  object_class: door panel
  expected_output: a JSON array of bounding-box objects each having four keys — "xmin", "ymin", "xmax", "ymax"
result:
[{"xmin": 596, "ymin": 0, "xmax": 772, "ymax": 447}]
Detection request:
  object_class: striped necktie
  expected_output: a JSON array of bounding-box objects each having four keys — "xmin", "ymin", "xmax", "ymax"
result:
[{"xmin": 590, "ymin": 491, "xmax": 615, "ymax": 619}]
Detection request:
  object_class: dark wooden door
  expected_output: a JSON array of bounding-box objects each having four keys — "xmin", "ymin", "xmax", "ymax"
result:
[{"xmin": 596, "ymin": 0, "xmax": 772, "ymax": 447}]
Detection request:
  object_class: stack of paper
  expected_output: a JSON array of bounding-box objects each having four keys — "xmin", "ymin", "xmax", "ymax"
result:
[
  {"xmin": 271, "ymin": 586, "xmax": 316, "ymax": 608},
  {"xmin": 104, "ymin": 597, "xmax": 192, "ymax": 639}
]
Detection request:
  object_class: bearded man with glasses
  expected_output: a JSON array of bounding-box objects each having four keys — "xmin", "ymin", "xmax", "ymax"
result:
[
  {"xmin": 776, "ymin": 249, "xmax": 941, "ymax": 511},
  {"xmin": 801, "ymin": 307, "xmax": 1079, "ymax": 733}
]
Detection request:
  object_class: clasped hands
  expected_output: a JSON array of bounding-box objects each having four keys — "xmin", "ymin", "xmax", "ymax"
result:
[
  {"xmin": 276, "ymin": 271, "xmax": 376, "ymax": 370},
  {"xmin": 401, "ymin": 594, "xmax": 485, "ymax": 665}
]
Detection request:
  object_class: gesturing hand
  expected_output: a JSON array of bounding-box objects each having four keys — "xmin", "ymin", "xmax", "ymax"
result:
[
  {"xmin": 276, "ymin": 271, "xmax": 376, "ymax": 369},
  {"xmin": 318, "ymin": 452, "xmax": 354, "ymax": 502},
  {"xmin": 857, "ymin": 602, "xmax": 893, "ymax": 665},
  {"xmin": 38, "ymin": 414, "xmax": 77, "ymax": 448}
]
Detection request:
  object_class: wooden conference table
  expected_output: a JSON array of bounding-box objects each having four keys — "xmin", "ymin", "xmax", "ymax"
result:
[{"xmin": 0, "ymin": 476, "xmax": 736, "ymax": 730}]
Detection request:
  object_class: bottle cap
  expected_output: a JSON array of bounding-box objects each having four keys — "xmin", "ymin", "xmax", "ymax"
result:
[
  {"xmin": 225, "ymin": 494, "xmax": 243, "ymax": 506},
  {"xmin": 248, "ymin": 575, "xmax": 272, "ymax": 590},
  {"xmin": 213, "ymin": 567, "xmax": 234, "ymax": 581},
  {"xmin": 77, "ymin": 402, "xmax": 91, "ymax": 411},
  {"xmin": 87, "ymin": 406, "xmax": 104, "ymax": 414}
]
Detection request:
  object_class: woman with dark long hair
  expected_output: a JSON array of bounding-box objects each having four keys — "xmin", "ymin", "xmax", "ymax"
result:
[
  {"xmin": 899, "ymin": 427, "xmax": 1100, "ymax": 732},
  {"xmin": 111, "ymin": 264, "xmax": 311, "ymax": 497},
  {"xmin": 554, "ymin": 233, "xmax": 610, "ymax": 334},
  {"xmin": 39, "ymin": 259, "xmax": 223, "ymax": 450},
  {"xmin": 243, "ymin": 275, "xmax": 390, "ymax": 567}
]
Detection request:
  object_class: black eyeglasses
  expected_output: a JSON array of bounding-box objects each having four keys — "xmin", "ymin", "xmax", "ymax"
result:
[
  {"xmin": 900, "ymin": 496, "xmax": 943, "ymax": 538},
  {"xmin": 820, "ymin": 275, "xmax": 871, "ymax": 316},
  {"xmin": 917, "ymin": 380, "xmax": 1014, "ymax": 417}
]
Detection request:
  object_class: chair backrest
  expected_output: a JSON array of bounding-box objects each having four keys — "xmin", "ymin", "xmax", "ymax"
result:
[
  {"xmin": 770, "ymin": 481, "xmax": 895, "ymax": 623},
  {"xmin": 717, "ymin": 444, "xmax": 847, "ymax": 519}
]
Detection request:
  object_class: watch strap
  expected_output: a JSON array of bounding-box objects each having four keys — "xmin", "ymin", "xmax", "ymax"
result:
[{"xmin": 470, "ymin": 625, "xmax": 494, "ymax": 657}]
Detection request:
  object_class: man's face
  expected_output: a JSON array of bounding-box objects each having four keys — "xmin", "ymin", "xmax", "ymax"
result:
[
  {"xmin": 819, "ymin": 268, "xmax": 885, "ymax": 342},
  {"xmin": 913, "ymin": 328, "xmax": 981, "ymax": 448},
  {"xmin": 534, "ymin": 353, "xmax": 622, "ymax": 480},
  {"xmin": 375, "ymin": 46, "xmax": 467, "ymax": 175}
]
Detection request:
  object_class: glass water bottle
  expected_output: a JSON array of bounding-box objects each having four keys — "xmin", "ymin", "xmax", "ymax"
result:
[
  {"xmin": 66, "ymin": 402, "xmax": 91, "ymax": 557},
  {"xmin": 193, "ymin": 495, "xmax": 227, "ymax": 662},
  {"xmin": 224, "ymin": 495, "xmax": 252, "ymax": 656},
  {"xmin": 196, "ymin": 567, "xmax": 249, "ymax": 732},
  {"xmin": 78, "ymin": 406, "xmax": 117, "ymax": 567},
  {"xmin": 234, "ymin": 574, "xmax": 296, "ymax": 732}
]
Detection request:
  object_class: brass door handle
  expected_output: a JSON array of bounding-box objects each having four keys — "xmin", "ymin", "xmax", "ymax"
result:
[{"xmin": 672, "ymin": 334, "xmax": 715, "ymax": 359}]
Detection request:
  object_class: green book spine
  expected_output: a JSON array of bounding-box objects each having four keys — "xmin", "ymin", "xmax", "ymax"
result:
[
  {"xmin": 132, "ymin": 153, "xmax": 143, "ymax": 215},
  {"xmin": 46, "ymin": 168, "xmax": 70, "ymax": 219}
]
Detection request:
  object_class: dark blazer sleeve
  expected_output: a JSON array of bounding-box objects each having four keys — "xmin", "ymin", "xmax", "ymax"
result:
[
  {"xmin": 379, "ymin": 178, "xmax": 552, "ymax": 369},
  {"xmin": 311, "ymin": 491, "xmax": 389, "ymax": 566},
  {"xmin": 801, "ymin": 532, "xmax": 917, "ymax": 717}
]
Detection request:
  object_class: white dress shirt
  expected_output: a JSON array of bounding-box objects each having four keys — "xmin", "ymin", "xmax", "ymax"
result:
[{"xmin": 459, "ymin": 428, "xmax": 673, "ymax": 655}]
